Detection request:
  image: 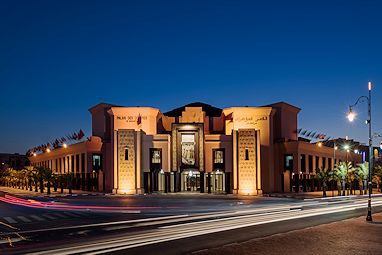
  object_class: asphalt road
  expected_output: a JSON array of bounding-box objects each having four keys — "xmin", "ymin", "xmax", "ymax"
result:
[{"xmin": 1, "ymin": 192, "xmax": 382, "ymax": 255}]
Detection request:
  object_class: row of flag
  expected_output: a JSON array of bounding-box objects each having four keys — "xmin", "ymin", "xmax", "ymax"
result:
[
  {"xmin": 26, "ymin": 129, "xmax": 85, "ymax": 156},
  {"xmin": 297, "ymin": 128, "xmax": 331, "ymax": 141}
]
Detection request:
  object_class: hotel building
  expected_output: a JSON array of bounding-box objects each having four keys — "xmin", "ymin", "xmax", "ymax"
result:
[{"xmin": 29, "ymin": 102, "xmax": 362, "ymax": 195}]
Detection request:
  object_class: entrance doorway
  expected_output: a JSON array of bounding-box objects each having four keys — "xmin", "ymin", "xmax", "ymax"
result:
[
  {"xmin": 181, "ymin": 170, "xmax": 200, "ymax": 192},
  {"xmin": 210, "ymin": 170, "xmax": 225, "ymax": 193}
]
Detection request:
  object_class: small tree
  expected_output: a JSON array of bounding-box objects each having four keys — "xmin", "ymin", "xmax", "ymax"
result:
[
  {"xmin": 315, "ymin": 167, "xmax": 329, "ymax": 197},
  {"xmin": 35, "ymin": 167, "xmax": 46, "ymax": 193},
  {"xmin": 373, "ymin": 165, "xmax": 382, "ymax": 193},
  {"xmin": 65, "ymin": 173, "xmax": 74, "ymax": 194},
  {"xmin": 335, "ymin": 162, "xmax": 352, "ymax": 196},
  {"xmin": 356, "ymin": 162, "xmax": 369, "ymax": 195},
  {"xmin": 43, "ymin": 168, "xmax": 53, "ymax": 195}
]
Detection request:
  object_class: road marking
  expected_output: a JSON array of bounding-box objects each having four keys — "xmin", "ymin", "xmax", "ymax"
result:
[
  {"xmin": 30, "ymin": 215, "xmax": 45, "ymax": 221},
  {"xmin": 42, "ymin": 214, "xmax": 57, "ymax": 220},
  {"xmin": 3, "ymin": 217, "xmax": 17, "ymax": 224},
  {"xmin": 17, "ymin": 216, "xmax": 32, "ymax": 223}
]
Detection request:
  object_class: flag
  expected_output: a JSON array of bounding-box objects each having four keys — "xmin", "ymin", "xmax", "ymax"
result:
[
  {"xmin": 137, "ymin": 114, "xmax": 142, "ymax": 125},
  {"xmin": 78, "ymin": 129, "xmax": 85, "ymax": 140}
]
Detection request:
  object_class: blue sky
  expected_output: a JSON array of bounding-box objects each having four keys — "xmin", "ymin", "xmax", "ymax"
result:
[{"xmin": 1, "ymin": 0, "xmax": 381, "ymax": 153}]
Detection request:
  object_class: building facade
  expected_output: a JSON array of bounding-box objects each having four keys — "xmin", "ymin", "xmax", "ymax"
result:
[{"xmin": 29, "ymin": 102, "xmax": 362, "ymax": 195}]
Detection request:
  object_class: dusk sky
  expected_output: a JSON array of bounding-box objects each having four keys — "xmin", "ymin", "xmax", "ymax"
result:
[{"xmin": 1, "ymin": 0, "xmax": 381, "ymax": 153}]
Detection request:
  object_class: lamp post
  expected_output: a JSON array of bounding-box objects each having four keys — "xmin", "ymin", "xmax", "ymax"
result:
[{"xmin": 347, "ymin": 81, "xmax": 373, "ymax": 222}]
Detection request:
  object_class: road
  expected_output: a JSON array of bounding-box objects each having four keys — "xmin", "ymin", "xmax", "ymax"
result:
[{"xmin": 0, "ymin": 192, "xmax": 382, "ymax": 255}]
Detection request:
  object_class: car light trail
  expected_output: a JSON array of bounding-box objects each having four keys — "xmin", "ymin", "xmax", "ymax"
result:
[{"xmin": 25, "ymin": 197, "xmax": 382, "ymax": 255}]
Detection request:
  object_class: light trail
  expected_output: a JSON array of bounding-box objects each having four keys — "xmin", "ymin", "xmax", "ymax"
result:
[
  {"xmin": 0, "ymin": 194, "xmax": 163, "ymax": 212},
  {"xmin": 26, "ymin": 197, "xmax": 382, "ymax": 255}
]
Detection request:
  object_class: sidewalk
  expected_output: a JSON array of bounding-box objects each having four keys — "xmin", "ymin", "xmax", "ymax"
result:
[{"xmin": 193, "ymin": 213, "xmax": 382, "ymax": 255}]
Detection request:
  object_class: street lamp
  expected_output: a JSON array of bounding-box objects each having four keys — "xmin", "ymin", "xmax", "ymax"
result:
[{"xmin": 347, "ymin": 81, "xmax": 373, "ymax": 222}]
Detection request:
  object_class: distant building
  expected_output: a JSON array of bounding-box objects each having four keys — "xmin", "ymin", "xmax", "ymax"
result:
[
  {"xmin": 0, "ymin": 153, "xmax": 30, "ymax": 171},
  {"xmin": 29, "ymin": 102, "xmax": 361, "ymax": 194}
]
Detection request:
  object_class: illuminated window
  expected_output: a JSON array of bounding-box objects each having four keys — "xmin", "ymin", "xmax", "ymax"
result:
[
  {"xmin": 285, "ymin": 154, "xmax": 293, "ymax": 170},
  {"xmin": 150, "ymin": 148, "xmax": 162, "ymax": 171},
  {"xmin": 151, "ymin": 149, "xmax": 161, "ymax": 164},
  {"xmin": 92, "ymin": 154, "xmax": 102, "ymax": 171},
  {"xmin": 214, "ymin": 150, "xmax": 224, "ymax": 164}
]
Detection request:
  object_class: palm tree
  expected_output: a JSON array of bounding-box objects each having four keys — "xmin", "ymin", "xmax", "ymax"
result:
[
  {"xmin": 35, "ymin": 166, "xmax": 46, "ymax": 193},
  {"xmin": 356, "ymin": 162, "xmax": 369, "ymax": 195},
  {"xmin": 373, "ymin": 165, "xmax": 382, "ymax": 193},
  {"xmin": 347, "ymin": 168, "xmax": 357, "ymax": 195},
  {"xmin": 43, "ymin": 168, "xmax": 53, "ymax": 195},
  {"xmin": 65, "ymin": 173, "xmax": 74, "ymax": 194},
  {"xmin": 327, "ymin": 169, "xmax": 338, "ymax": 197},
  {"xmin": 24, "ymin": 166, "xmax": 34, "ymax": 191},
  {"xmin": 334, "ymin": 162, "xmax": 353, "ymax": 196},
  {"xmin": 315, "ymin": 167, "xmax": 329, "ymax": 197},
  {"xmin": 31, "ymin": 169, "xmax": 40, "ymax": 192}
]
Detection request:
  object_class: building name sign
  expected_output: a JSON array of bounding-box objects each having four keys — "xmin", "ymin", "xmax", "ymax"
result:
[
  {"xmin": 116, "ymin": 115, "xmax": 148, "ymax": 123},
  {"xmin": 234, "ymin": 116, "xmax": 268, "ymax": 125}
]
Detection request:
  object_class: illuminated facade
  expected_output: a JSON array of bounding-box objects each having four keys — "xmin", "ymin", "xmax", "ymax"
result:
[{"xmin": 30, "ymin": 102, "xmax": 362, "ymax": 195}]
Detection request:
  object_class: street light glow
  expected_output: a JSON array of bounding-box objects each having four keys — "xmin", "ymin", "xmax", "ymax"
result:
[
  {"xmin": 46, "ymin": 148, "xmax": 51, "ymax": 153},
  {"xmin": 343, "ymin": 144, "xmax": 350, "ymax": 150},
  {"xmin": 347, "ymin": 110, "xmax": 355, "ymax": 122},
  {"xmin": 63, "ymin": 143, "xmax": 68, "ymax": 148},
  {"xmin": 317, "ymin": 142, "xmax": 322, "ymax": 147}
]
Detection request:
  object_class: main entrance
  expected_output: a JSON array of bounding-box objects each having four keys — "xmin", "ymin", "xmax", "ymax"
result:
[{"xmin": 181, "ymin": 170, "xmax": 200, "ymax": 192}]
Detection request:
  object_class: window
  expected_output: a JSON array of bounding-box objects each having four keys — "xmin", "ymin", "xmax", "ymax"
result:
[
  {"xmin": 214, "ymin": 150, "xmax": 224, "ymax": 164},
  {"xmin": 213, "ymin": 149, "xmax": 225, "ymax": 171},
  {"xmin": 300, "ymin": 154, "xmax": 306, "ymax": 172},
  {"xmin": 284, "ymin": 154, "xmax": 293, "ymax": 170},
  {"xmin": 322, "ymin": 157, "xmax": 326, "ymax": 169},
  {"xmin": 124, "ymin": 148, "xmax": 129, "ymax": 160},
  {"xmin": 328, "ymin": 158, "xmax": 332, "ymax": 169},
  {"xmin": 71, "ymin": 155, "xmax": 74, "ymax": 172},
  {"xmin": 92, "ymin": 154, "xmax": 102, "ymax": 171},
  {"xmin": 245, "ymin": 148, "xmax": 249, "ymax": 160},
  {"xmin": 150, "ymin": 148, "xmax": 162, "ymax": 171},
  {"xmin": 308, "ymin": 155, "xmax": 313, "ymax": 172},
  {"xmin": 76, "ymin": 154, "xmax": 79, "ymax": 173},
  {"xmin": 315, "ymin": 156, "xmax": 320, "ymax": 169},
  {"xmin": 151, "ymin": 149, "xmax": 161, "ymax": 164},
  {"xmin": 81, "ymin": 153, "xmax": 85, "ymax": 173}
]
